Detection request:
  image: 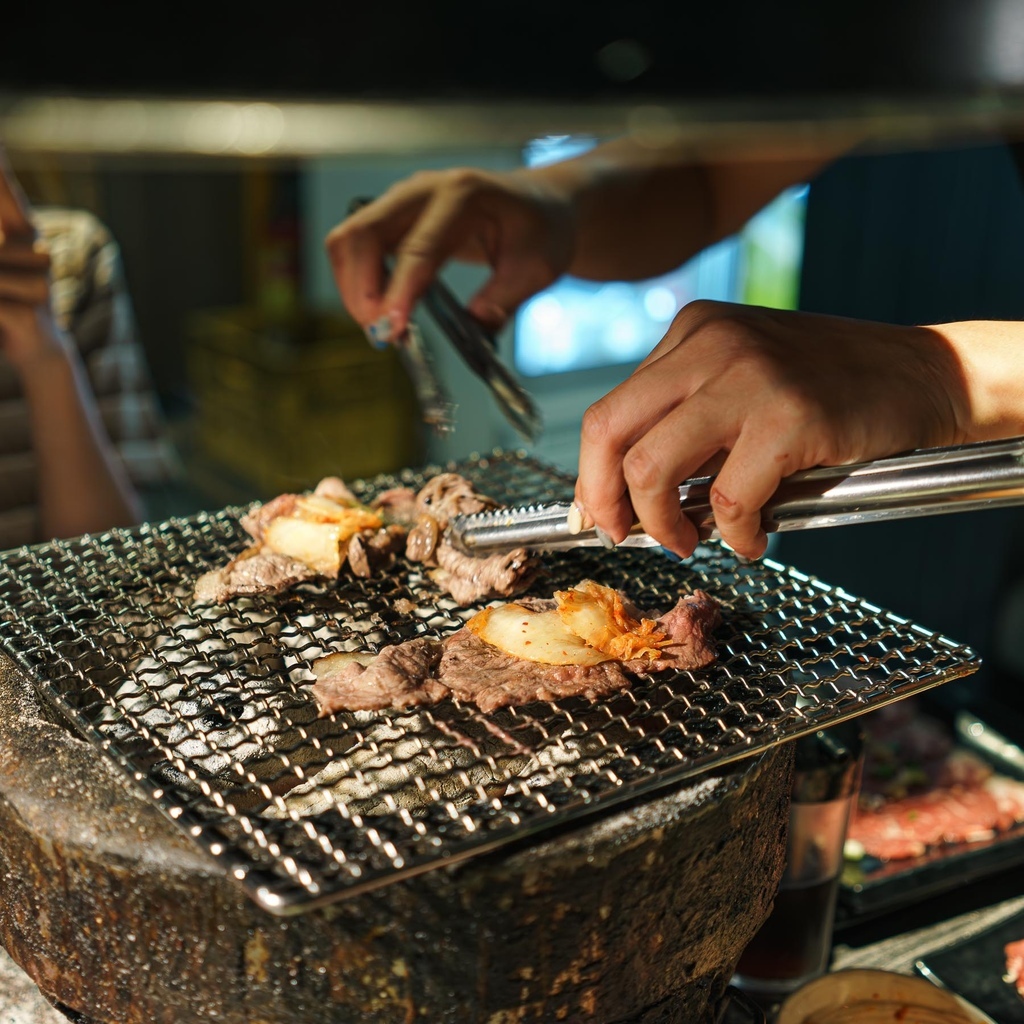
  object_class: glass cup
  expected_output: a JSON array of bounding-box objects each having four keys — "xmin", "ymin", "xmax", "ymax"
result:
[{"xmin": 732, "ymin": 722, "xmax": 864, "ymax": 1002}]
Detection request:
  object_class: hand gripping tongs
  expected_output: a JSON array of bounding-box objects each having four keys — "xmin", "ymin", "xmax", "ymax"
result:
[
  {"xmin": 446, "ymin": 437, "xmax": 1024, "ymax": 556},
  {"xmin": 349, "ymin": 196, "xmax": 542, "ymax": 443}
]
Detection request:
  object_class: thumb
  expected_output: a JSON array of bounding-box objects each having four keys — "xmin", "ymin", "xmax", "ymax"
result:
[{"xmin": 467, "ymin": 268, "xmax": 550, "ymax": 335}]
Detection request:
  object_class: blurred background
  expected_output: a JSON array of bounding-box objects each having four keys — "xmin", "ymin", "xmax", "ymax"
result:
[{"xmin": 5, "ymin": 2, "xmax": 1024, "ymax": 714}]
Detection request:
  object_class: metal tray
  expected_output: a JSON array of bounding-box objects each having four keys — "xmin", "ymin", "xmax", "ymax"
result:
[
  {"xmin": 836, "ymin": 698, "xmax": 1024, "ymax": 928},
  {"xmin": 916, "ymin": 909, "xmax": 1024, "ymax": 1022},
  {"xmin": 0, "ymin": 452, "xmax": 980, "ymax": 915}
]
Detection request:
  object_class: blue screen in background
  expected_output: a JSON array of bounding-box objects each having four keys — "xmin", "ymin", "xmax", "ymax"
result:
[{"xmin": 514, "ymin": 135, "xmax": 808, "ymax": 378}]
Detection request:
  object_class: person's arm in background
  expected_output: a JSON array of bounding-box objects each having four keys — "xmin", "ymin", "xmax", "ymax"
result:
[
  {"xmin": 326, "ymin": 132, "xmax": 836, "ymax": 339},
  {"xmin": 0, "ymin": 154, "xmax": 142, "ymax": 539}
]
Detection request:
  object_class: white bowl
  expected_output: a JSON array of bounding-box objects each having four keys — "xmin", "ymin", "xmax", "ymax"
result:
[{"xmin": 776, "ymin": 968, "xmax": 987, "ymax": 1023}]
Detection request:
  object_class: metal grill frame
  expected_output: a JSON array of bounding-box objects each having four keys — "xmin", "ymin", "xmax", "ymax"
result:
[{"xmin": 0, "ymin": 452, "xmax": 979, "ymax": 915}]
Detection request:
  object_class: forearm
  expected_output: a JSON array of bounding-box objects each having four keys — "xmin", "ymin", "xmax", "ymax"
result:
[
  {"xmin": 19, "ymin": 347, "xmax": 143, "ymax": 540},
  {"xmin": 530, "ymin": 135, "xmax": 837, "ymax": 281},
  {"xmin": 934, "ymin": 319, "xmax": 1024, "ymax": 442}
]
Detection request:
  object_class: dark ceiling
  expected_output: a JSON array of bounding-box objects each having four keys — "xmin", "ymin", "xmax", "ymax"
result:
[{"xmin": 6, "ymin": 2, "xmax": 1023, "ymax": 103}]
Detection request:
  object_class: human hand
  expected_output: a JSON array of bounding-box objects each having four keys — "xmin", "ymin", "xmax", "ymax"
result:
[
  {"xmin": 325, "ymin": 167, "xmax": 576, "ymax": 339},
  {"xmin": 0, "ymin": 152, "xmax": 63, "ymax": 372},
  {"xmin": 575, "ymin": 300, "xmax": 975, "ymax": 560}
]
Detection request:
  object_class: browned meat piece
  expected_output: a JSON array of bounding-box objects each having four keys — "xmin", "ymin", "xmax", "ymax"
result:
[
  {"xmin": 311, "ymin": 638, "xmax": 446, "ymax": 714},
  {"xmin": 193, "ymin": 548, "xmax": 316, "ymax": 604},
  {"xmin": 406, "ymin": 513, "xmax": 442, "ymax": 564},
  {"xmin": 204, "ymin": 473, "xmax": 534, "ymax": 608},
  {"xmin": 403, "ymin": 474, "xmax": 529, "ymax": 607},
  {"xmin": 311, "ymin": 587, "xmax": 720, "ymax": 715},
  {"xmin": 369, "ymin": 487, "xmax": 419, "ymax": 526},
  {"xmin": 627, "ymin": 590, "xmax": 721, "ymax": 673},
  {"xmin": 314, "ymin": 476, "xmax": 359, "ymax": 504},
  {"xmin": 347, "ymin": 526, "xmax": 405, "ymax": 578},
  {"xmin": 430, "ymin": 541, "xmax": 541, "ymax": 606},
  {"xmin": 239, "ymin": 493, "xmax": 299, "ymax": 542},
  {"xmin": 414, "ymin": 472, "xmax": 497, "ymax": 526},
  {"xmin": 437, "ymin": 629, "xmax": 635, "ymax": 713}
]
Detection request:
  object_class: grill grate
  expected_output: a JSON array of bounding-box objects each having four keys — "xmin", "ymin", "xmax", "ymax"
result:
[{"xmin": 0, "ymin": 452, "xmax": 978, "ymax": 914}]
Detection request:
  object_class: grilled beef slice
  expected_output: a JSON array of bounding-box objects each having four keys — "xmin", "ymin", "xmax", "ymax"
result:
[
  {"xmin": 194, "ymin": 549, "xmax": 316, "ymax": 604},
  {"xmin": 311, "ymin": 638, "xmax": 447, "ymax": 713},
  {"xmin": 430, "ymin": 541, "xmax": 541, "ymax": 606},
  {"xmin": 312, "ymin": 589, "xmax": 720, "ymax": 716}
]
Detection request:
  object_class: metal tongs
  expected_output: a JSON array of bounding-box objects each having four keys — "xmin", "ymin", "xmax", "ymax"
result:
[
  {"xmin": 447, "ymin": 436, "xmax": 1024, "ymax": 556},
  {"xmin": 349, "ymin": 197, "xmax": 542, "ymax": 443}
]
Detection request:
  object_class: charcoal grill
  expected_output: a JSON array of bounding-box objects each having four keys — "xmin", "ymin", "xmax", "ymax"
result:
[{"xmin": 0, "ymin": 451, "xmax": 979, "ymax": 916}]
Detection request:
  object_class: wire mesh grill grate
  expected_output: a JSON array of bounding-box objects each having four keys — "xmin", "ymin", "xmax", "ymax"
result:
[{"xmin": 0, "ymin": 452, "xmax": 979, "ymax": 914}]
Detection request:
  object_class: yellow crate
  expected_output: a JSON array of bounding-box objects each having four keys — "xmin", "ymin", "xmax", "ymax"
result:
[{"xmin": 186, "ymin": 308, "xmax": 421, "ymax": 494}]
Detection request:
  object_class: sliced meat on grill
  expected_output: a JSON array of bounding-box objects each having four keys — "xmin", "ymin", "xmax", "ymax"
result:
[
  {"xmin": 430, "ymin": 541, "xmax": 541, "ymax": 606},
  {"xmin": 436, "ymin": 629, "xmax": 635, "ymax": 713},
  {"xmin": 368, "ymin": 486, "xmax": 419, "ymax": 526},
  {"xmin": 198, "ymin": 472, "xmax": 534, "ymax": 608},
  {"xmin": 624, "ymin": 591, "xmax": 721, "ymax": 673},
  {"xmin": 314, "ymin": 476, "xmax": 359, "ymax": 504},
  {"xmin": 406, "ymin": 513, "xmax": 443, "ymax": 564},
  {"xmin": 1006, "ymin": 938, "xmax": 1024, "ymax": 998},
  {"xmin": 311, "ymin": 638, "xmax": 447, "ymax": 712},
  {"xmin": 405, "ymin": 473, "xmax": 498, "ymax": 567},
  {"xmin": 311, "ymin": 586, "xmax": 720, "ymax": 716},
  {"xmin": 193, "ymin": 548, "xmax": 316, "ymax": 604},
  {"xmin": 346, "ymin": 525, "xmax": 406, "ymax": 578},
  {"xmin": 240, "ymin": 494, "xmax": 299, "ymax": 542},
  {"xmin": 415, "ymin": 472, "xmax": 497, "ymax": 525}
]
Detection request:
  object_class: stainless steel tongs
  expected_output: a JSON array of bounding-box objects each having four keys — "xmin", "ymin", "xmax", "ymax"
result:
[
  {"xmin": 349, "ymin": 197, "xmax": 542, "ymax": 443},
  {"xmin": 447, "ymin": 437, "xmax": 1024, "ymax": 556}
]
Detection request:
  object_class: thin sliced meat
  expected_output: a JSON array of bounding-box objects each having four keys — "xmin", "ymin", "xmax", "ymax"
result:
[
  {"xmin": 430, "ymin": 542, "xmax": 541, "ymax": 606},
  {"xmin": 347, "ymin": 525, "xmax": 405, "ymax": 578},
  {"xmin": 437, "ymin": 629, "xmax": 635, "ymax": 713},
  {"xmin": 311, "ymin": 586, "xmax": 720, "ymax": 715},
  {"xmin": 847, "ymin": 762, "xmax": 1024, "ymax": 862},
  {"xmin": 193, "ymin": 548, "xmax": 316, "ymax": 604},
  {"xmin": 240, "ymin": 493, "xmax": 299, "ymax": 542},
  {"xmin": 314, "ymin": 476, "xmax": 359, "ymax": 504},
  {"xmin": 369, "ymin": 487, "xmax": 419, "ymax": 526},
  {"xmin": 311, "ymin": 638, "xmax": 446, "ymax": 713},
  {"xmin": 415, "ymin": 473, "xmax": 496, "ymax": 525},
  {"xmin": 624, "ymin": 591, "xmax": 721, "ymax": 673}
]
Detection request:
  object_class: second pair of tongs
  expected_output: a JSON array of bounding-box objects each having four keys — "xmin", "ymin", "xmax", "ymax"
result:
[{"xmin": 349, "ymin": 196, "xmax": 542, "ymax": 443}]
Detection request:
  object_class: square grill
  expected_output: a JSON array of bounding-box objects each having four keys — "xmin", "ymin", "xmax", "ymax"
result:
[{"xmin": 0, "ymin": 452, "xmax": 978, "ymax": 914}]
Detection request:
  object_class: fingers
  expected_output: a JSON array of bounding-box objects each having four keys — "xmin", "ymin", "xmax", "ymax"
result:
[
  {"xmin": 327, "ymin": 168, "xmax": 567, "ymax": 342},
  {"xmin": 705, "ymin": 430, "xmax": 799, "ymax": 559},
  {"xmin": 0, "ymin": 268, "xmax": 50, "ymax": 306},
  {"xmin": 613, "ymin": 394, "xmax": 729, "ymax": 558},
  {"xmin": 381, "ymin": 187, "xmax": 477, "ymax": 338},
  {"xmin": 576, "ymin": 359, "xmax": 703, "ymax": 551},
  {"xmin": 0, "ymin": 236, "xmax": 50, "ymax": 273},
  {"xmin": 579, "ymin": 385, "xmax": 798, "ymax": 559},
  {"xmin": 326, "ymin": 190, "xmax": 421, "ymax": 328},
  {"xmin": 326, "ymin": 215, "xmax": 389, "ymax": 327},
  {"xmin": 0, "ymin": 151, "xmax": 34, "ymax": 239},
  {"xmin": 467, "ymin": 255, "xmax": 560, "ymax": 334}
]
